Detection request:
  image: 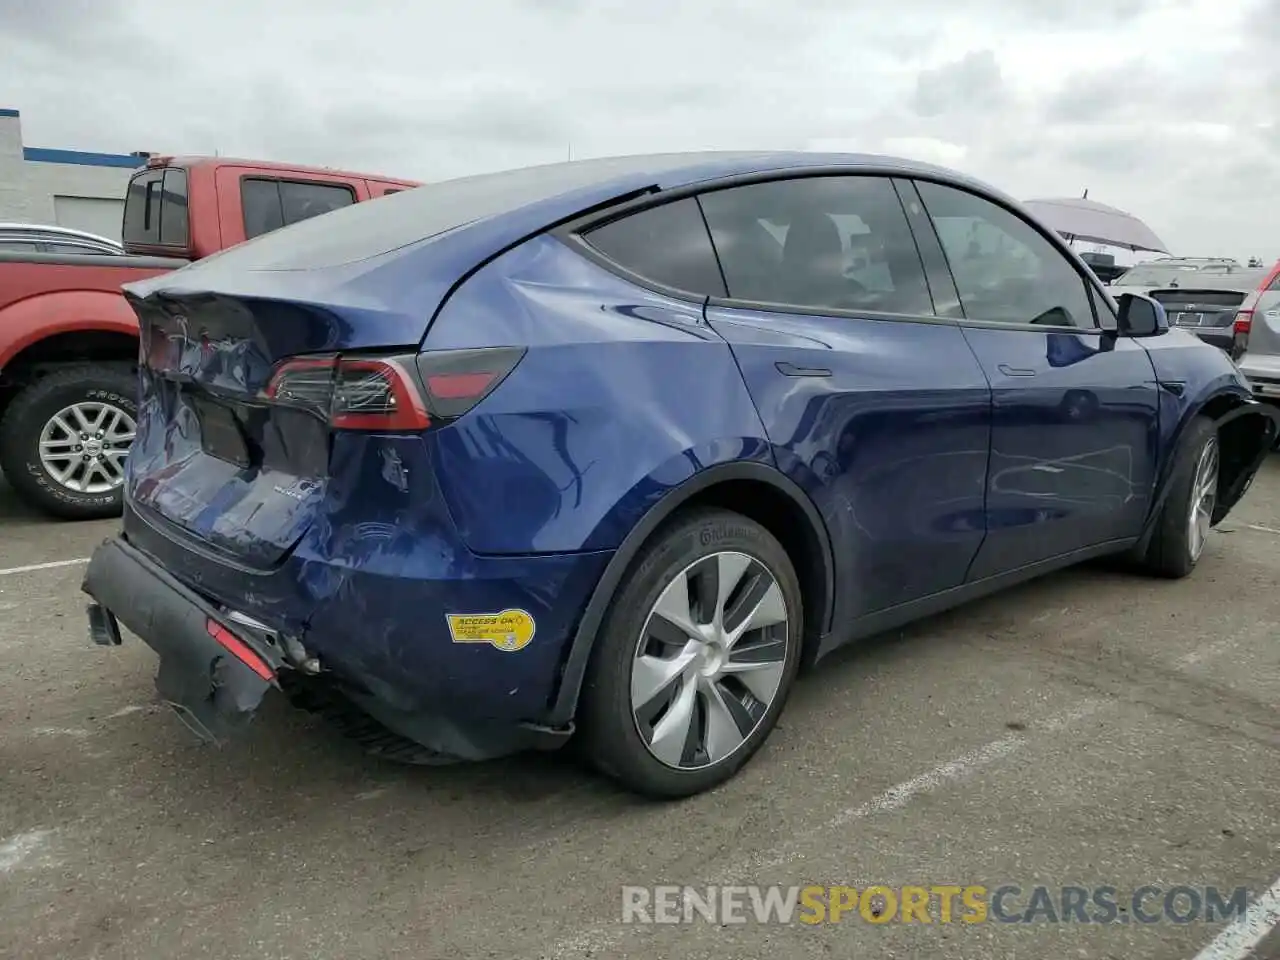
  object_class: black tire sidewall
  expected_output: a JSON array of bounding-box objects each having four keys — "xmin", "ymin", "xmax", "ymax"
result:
[
  {"xmin": 1148, "ymin": 415, "xmax": 1217, "ymax": 578},
  {"xmin": 579, "ymin": 508, "xmax": 804, "ymax": 799},
  {"xmin": 0, "ymin": 367, "xmax": 137, "ymax": 519}
]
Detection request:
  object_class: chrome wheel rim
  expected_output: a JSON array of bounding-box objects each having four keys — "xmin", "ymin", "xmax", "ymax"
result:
[
  {"xmin": 631, "ymin": 550, "xmax": 790, "ymax": 770},
  {"xmin": 37, "ymin": 402, "xmax": 136, "ymax": 494},
  {"xmin": 1187, "ymin": 436, "xmax": 1219, "ymax": 562}
]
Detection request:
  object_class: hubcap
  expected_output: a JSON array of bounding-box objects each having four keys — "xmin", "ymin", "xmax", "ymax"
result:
[
  {"xmin": 1187, "ymin": 436, "xmax": 1219, "ymax": 562},
  {"xmin": 630, "ymin": 551, "xmax": 790, "ymax": 770},
  {"xmin": 37, "ymin": 401, "xmax": 136, "ymax": 495}
]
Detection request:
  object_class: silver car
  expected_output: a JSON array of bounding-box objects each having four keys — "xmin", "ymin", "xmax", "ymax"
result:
[
  {"xmin": 1111, "ymin": 257, "xmax": 1270, "ymax": 357},
  {"xmin": 0, "ymin": 222, "xmax": 125, "ymax": 256},
  {"xmin": 1235, "ymin": 262, "xmax": 1280, "ymax": 405}
]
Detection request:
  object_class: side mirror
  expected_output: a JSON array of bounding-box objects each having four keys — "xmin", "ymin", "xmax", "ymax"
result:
[{"xmin": 1115, "ymin": 292, "xmax": 1167, "ymax": 337}]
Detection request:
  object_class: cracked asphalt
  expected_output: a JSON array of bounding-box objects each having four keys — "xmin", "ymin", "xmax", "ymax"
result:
[{"xmin": 0, "ymin": 461, "xmax": 1277, "ymax": 960}]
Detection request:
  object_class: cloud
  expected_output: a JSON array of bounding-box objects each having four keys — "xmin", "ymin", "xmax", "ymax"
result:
[
  {"xmin": 0, "ymin": 0, "xmax": 1275, "ymax": 261},
  {"xmin": 911, "ymin": 51, "xmax": 1008, "ymax": 118}
]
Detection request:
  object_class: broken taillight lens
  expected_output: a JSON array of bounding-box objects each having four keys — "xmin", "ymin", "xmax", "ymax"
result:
[{"xmin": 263, "ymin": 347, "xmax": 524, "ymax": 430}]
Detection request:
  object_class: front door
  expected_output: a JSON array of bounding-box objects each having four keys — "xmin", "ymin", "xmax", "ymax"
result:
[
  {"xmin": 909, "ymin": 179, "xmax": 1161, "ymax": 578},
  {"xmin": 696, "ymin": 174, "xmax": 992, "ymax": 618}
]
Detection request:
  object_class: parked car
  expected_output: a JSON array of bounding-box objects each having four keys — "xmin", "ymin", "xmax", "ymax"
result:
[
  {"xmin": 0, "ymin": 156, "xmax": 417, "ymax": 519},
  {"xmin": 81, "ymin": 152, "xmax": 1279, "ymax": 799},
  {"xmin": 0, "ymin": 222, "xmax": 125, "ymax": 256},
  {"xmin": 1077, "ymin": 251, "xmax": 1128, "ymax": 285},
  {"xmin": 1232, "ymin": 260, "xmax": 1280, "ymax": 408},
  {"xmin": 1111, "ymin": 257, "xmax": 1270, "ymax": 358}
]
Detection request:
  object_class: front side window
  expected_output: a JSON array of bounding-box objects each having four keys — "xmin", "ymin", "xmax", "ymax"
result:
[
  {"xmin": 697, "ymin": 175, "xmax": 933, "ymax": 316},
  {"xmin": 583, "ymin": 197, "xmax": 726, "ymax": 296},
  {"xmin": 917, "ymin": 181, "xmax": 1096, "ymax": 328},
  {"xmin": 0, "ymin": 240, "xmax": 39, "ymax": 252}
]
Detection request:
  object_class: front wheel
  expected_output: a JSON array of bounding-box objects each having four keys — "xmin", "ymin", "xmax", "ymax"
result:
[
  {"xmin": 578, "ymin": 508, "xmax": 803, "ymax": 799},
  {"xmin": 0, "ymin": 364, "xmax": 137, "ymax": 520},
  {"xmin": 1133, "ymin": 415, "xmax": 1219, "ymax": 579}
]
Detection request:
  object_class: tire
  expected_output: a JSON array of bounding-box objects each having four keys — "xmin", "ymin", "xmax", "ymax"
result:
[
  {"xmin": 0, "ymin": 364, "xmax": 138, "ymax": 520},
  {"xmin": 1134, "ymin": 415, "xmax": 1219, "ymax": 579},
  {"xmin": 578, "ymin": 508, "xmax": 803, "ymax": 799}
]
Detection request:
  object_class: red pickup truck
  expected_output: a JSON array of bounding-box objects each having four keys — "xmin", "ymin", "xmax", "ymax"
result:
[{"xmin": 0, "ymin": 156, "xmax": 417, "ymax": 518}]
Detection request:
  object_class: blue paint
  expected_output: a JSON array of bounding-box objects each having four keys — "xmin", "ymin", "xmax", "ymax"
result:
[
  {"xmin": 22, "ymin": 146, "xmax": 142, "ymax": 168},
  {"xmin": 104, "ymin": 151, "xmax": 1275, "ymax": 759}
]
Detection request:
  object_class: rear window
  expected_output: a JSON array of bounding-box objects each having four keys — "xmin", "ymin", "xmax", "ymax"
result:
[
  {"xmin": 584, "ymin": 198, "xmax": 726, "ymax": 296},
  {"xmin": 1117, "ymin": 264, "xmax": 1203, "ymax": 286},
  {"xmin": 122, "ymin": 168, "xmax": 188, "ymax": 247},
  {"xmin": 241, "ymin": 178, "xmax": 356, "ymax": 240},
  {"xmin": 188, "ymin": 154, "xmax": 741, "ymax": 273}
]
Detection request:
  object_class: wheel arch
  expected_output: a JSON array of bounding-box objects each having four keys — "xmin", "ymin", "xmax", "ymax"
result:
[
  {"xmin": 545, "ymin": 460, "xmax": 835, "ymax": 726},
  {"xmin": 1135, "ymin": 388, "xmax": 1280, "ymax": 554}
]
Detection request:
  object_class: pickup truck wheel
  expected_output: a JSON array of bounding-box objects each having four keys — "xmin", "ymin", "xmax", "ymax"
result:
[
  {"xmin": 1134, "ymin": 415, "xmax": 1218, "ymax": 579},
  {"xmin": 0, "ymin": 365, "xmax": 137, "ymax": 520}
]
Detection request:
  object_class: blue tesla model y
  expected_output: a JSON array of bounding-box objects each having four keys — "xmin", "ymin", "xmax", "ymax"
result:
[{"xmin": 83, "ymin": 152, "xmax": 1278, "ymax": 798}]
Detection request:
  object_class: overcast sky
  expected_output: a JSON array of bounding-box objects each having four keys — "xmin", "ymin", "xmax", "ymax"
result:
[{"xmin": 3, "ymin": 0, "xmax": 1277, "ymax": 261}]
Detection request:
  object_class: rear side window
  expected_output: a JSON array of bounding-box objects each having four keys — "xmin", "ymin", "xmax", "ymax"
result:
[
  {"xmin": 1268, "ymin": 268, "xmax": 1280, "ymax": 292},
  {"xmin": 0, "ymin": 240, "xmax": 39, "ymax": 252},
  {"xmin": 122, "ymin": 168, "xmax": 189, "ymax": 246},
  {"xmin": 241, "ymin": 178, "xmax": 357, "ymax": 240},
  {"xmin": 583, "ymin": 198, "xmax": 726, "ymax": 296},
  {"xmin": 697, "ymin": 175, "xmax": 934, "ymax": 315}
]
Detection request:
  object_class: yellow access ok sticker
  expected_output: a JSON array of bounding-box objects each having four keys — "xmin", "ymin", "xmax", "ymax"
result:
[{"xmin": 446, "ymin": 609, "xmax": 536, "ymax": 652}]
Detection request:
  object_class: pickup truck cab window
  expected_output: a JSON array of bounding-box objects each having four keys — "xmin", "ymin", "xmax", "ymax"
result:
[
  {"xmin": 122, "ymin": 168, "xmax": 189, "ymax": 248},
  {"xmin": 241, "ymin": 178, "xmax": 357, "ymax": 240}
]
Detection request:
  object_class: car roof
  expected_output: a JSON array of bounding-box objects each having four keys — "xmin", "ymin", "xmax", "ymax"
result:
[
  {"xmin": 149, "ymin": 156, "xmax": 420, "ymax": 187},
  {"xmin": 155, "ymin": 150, "xmax": 995, "ymax": 279}
]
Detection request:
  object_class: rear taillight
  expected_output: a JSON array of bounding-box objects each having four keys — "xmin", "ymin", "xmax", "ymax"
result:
[
  {"xmin": 414, "ymin": 347, "xmax": 525, "ymax": 419},
  {"xmin": 263, "ymin": 347, "xmax": 524, "ymax": 430},
  {"xmin": 331, "ymin": 358, "xmax": 431, "ymax": 430},
  {"xmin": 1236, "ymin": 262, "xmax": 1280, "ymax": 335}
]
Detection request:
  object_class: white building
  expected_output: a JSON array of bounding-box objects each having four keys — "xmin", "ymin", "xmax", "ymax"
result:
[{"xmin": 0, "ymin": 108, "xmax": 145, "ymax": 242}]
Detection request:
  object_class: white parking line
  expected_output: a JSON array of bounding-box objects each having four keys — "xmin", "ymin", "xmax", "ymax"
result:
[
  {"xmin": 547, "ymin": 623, "xmax": 1264, "ymax": 958},
  {"xmin": 0, "ymin": 558, "xmax": 89, "ymax": 577},
  {"xmin": 550, "ymin": 699, "xmax": 1107, "ymax": 959},
  {"xmin": 1189, "ymin": 874, "xmax": 1280, "ymax": 960},
  {"xmin": 1245, "ymin": 523, "xmax": 1280, "ymax": 536}
]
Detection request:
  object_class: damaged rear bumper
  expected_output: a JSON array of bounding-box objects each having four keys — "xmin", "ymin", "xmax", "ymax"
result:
[
  {"xmin": 82, "ymin": 536, "xmax": 283, "ymax": 743},
  {"xmin": 82, "ymin": 535, "xmax": 576, "ymax": 762}
]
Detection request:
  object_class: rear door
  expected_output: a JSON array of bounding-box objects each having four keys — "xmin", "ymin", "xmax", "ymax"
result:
[
  {"xmin": 910, "ymin": 178, "xmax": 1160, "ymax": 577},
  {"xmin": 697, "ymin": 174, "xmax": 992, "ymax": 615}
]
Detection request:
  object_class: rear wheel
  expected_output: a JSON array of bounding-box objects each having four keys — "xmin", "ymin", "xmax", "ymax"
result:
[
  {"xmin": 0, "ymin": 364, "xmax": 137, "ymax": 520},
  {"xmin": 1134, "ymin": 415, "xmax": 1218, "ymax": 579},
  {"xmin": 579, "ymin": 508, "xmax": 802, "ymax": 799}
]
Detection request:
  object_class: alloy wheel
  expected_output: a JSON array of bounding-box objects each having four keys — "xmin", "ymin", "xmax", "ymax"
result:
[
  {"xmin": 630, "ymin": 551, "xmax": 790, "ymax": 770},
  {"xmin": 37, "ymin": 401, "xmax": 136, "ymax": 494},
  {"xmin": 1186, "ymin": 436, "xmax": 1219, "ymax": 562}
]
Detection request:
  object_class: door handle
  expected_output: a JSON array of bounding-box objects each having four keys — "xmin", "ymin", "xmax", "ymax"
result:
[
  {"xmin": 998, "ymin": 364, "xmax": 1037, "ymax": 377},
  {"xmin": 775, "ymin": 362, "xmax": 832, "ymax": 378}
]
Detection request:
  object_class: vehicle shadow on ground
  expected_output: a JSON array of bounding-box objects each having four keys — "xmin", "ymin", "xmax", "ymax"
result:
[
  {"xmin": 113, "ymin": 557, "xmax": 1155, "ymax": 813},
  {"xmin": 0, "ymin": 474, "xmax": 46, "ymax": 523}
]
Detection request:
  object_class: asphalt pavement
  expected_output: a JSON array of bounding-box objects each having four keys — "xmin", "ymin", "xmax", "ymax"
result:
[{"xmin": 1, "ymin": 464, "xmax": 1277, "ymax": 960}]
